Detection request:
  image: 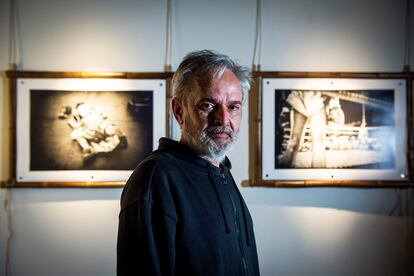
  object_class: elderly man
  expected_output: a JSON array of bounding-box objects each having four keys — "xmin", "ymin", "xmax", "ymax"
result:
[{"xmin": 117, "ymin": 50, "xmax": 260, "ymax": 276}]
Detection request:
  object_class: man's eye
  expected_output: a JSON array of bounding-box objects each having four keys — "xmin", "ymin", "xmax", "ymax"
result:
[
  {"xmin": 199, "ymin": 102, "xmax": 214, "ymax": 111},
  {"xmin": 228, "ymin": 104, "xmax": 241, "ymax": 111}
]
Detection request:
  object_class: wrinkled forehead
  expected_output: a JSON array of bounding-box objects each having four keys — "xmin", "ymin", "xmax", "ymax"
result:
[
  {"xmin": 195, "ymin": 67, "xmax": 240, "ymax": 90},
  {"xmin": 190, "ymin": 70, "xmax": 242, "ymax": 101}
]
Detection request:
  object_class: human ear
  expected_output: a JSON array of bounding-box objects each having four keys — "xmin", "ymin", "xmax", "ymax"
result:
[{"xmin": 172, "ymin": 97, "xmax": 184, "ymax": 126}]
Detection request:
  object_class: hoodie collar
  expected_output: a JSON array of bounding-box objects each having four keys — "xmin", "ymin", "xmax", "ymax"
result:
[{"xmin": 159, "ymin": 138, "xmax": 253, "ymax": 244}]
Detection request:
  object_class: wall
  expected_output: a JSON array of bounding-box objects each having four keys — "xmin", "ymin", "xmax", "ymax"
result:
[{"xmin": 1, "ymin": 0, "xmax": 413, "ymax": 275}]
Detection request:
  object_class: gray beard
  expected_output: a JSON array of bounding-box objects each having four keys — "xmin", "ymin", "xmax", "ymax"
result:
[{"xmin": 181, "ymin": 117, "xmax": 238, "ymax": 164}]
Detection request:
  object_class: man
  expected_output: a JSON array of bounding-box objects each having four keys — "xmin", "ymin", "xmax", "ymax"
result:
[{"xmin": 117, "ymin": 50, "xmax": 260, "ymax": 276}]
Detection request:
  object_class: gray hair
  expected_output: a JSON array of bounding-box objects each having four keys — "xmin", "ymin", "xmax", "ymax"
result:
[{"xmin": 172, "ymin": 50, "xmax": 251, "ymax": 104}]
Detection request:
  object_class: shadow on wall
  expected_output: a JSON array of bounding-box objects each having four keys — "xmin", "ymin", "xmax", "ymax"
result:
[
  {"xmin": 3, "ymin": 188, "xmax": 123, "ymax": 204},
  {"xmin": 1, "ymin": 184, "xmax": 412, "ymax": 217},
  {"xmin": 241, "ymin": 187, "xmax": 413, "ymax": 216}
]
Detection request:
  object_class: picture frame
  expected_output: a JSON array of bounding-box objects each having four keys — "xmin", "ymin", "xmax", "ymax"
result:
[
  {"xmin": 245, "ymin": 72, "xmax": 412, "ymax": 187},
  {"xmin": 7, "ymin": 71, "xmax": 172, "ymax": 187}
]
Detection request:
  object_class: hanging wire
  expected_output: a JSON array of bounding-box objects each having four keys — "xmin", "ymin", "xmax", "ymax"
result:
[
  {"xmin": 8, "ymin": 0, "xmax": 21, "ymax": 69},
  {"xmin": 4, "ymin": 188, "xmax": 14, "ymax": 276},
  {"xmin": 252, "ymin": 0, "xmax": 262, "ymax": 72},
  {"xmin": 389, "ymin": 188, "xmax": 403, "ymax": 216},
  {"xmin": 8, "ymin": 0, "xmax": 17, "ymax": 69},
  {"xmin": 408, "ymin": 188, "xmax": 414, "ymax": 213},
  {"xmin": 5, "ymin": 1, "xmax": 18, "ymax": 274},
  {"xmin": 403, "ymin": 0, "xmax": 411, "ymax": 71},
  {"xmin": 164, "ymin": 0, "xmax": 172, "ymax": 72},
  {"xmin": 405, "ymin": 188, "xmax": 412, "ymax": 276}
]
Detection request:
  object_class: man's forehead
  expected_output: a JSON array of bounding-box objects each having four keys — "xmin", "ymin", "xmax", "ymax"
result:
[
  {"xmin": 192, "ymin": 84, "xmax": 242, "ymax": 102},
  {"xmin": 183, "ymin": 69, "xmax": 241, "ymax": 103}
]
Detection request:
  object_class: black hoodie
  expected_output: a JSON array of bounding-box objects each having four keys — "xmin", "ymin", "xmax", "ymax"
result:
[{"xmin": 117, "ymin": 138, "xmax": 260, "ymax": 276}]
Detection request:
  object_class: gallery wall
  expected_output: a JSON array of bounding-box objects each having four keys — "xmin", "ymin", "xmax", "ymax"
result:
[{"xmin": 1, "ymin": 0, "xmax": 413, "ymax": 276}]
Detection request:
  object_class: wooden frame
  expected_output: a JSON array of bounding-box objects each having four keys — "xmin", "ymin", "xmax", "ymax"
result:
[
  {"xmin": 4, "ymin": 71, "xmax": 173, "ymax": 188},
  {"xmin": 244, "ymin": 72, "xmax": 413, "ymax": 188}
]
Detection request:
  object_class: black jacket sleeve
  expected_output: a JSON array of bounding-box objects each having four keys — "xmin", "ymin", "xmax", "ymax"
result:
[
  {"xmin": 117, "ymin": 201, "xmax": 177, "ymax": 276},
  {"xmin": 117, "ymin": 156, "xmax": 178, "ymax": 276}
]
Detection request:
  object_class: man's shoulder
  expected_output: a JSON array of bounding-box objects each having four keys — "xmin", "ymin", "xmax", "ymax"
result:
[
  {"xmin": 120, "ymin": 150, "xmax": 180, "ymax": 209},
  {"xmin": 138, "ymin": 149, "xmax": 174, "ymax": 170},
  {"xmin": 125, "ymin": 150, "xmax": 175, "ymax": 186}
]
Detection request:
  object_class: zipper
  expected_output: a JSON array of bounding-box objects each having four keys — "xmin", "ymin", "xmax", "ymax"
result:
[{"xmin": 221, "ymin": 172, "xmax": 248, "ymax": 276}]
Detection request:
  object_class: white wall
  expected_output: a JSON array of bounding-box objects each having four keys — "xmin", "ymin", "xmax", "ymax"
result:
[{"xmin": 1, "ymin": 0, "xmax": 413, "ymax": 276}]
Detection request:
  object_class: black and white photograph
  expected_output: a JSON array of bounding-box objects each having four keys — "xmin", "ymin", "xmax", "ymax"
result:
[
  {"xmin": 274, "ymin": 89, "xmax": 394, "ymax": 169},
  {"xmin": 16, "ymin": 78, "xmax": 166, "ymax": 183},
  {"xmin": 261, "ymin": 78, "xmax": 408, "ymax": 181},
  {"xmin": 30, "ymin": 90, "xmax": 153, "ymax": 171}
]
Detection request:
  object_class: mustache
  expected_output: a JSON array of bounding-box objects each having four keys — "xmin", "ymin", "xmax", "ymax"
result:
[{"xmin": 204, "ymin": 126, "xmax": 234, "ymax": 138}]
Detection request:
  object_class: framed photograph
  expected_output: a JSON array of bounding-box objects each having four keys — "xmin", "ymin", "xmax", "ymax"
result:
[
  {"xmin": 13, "ymin": 74, "xmax": 169, "ymax": 186},
  {"xmin": 246, "ymin": 73, "xmax": 411, "ymax": 187}
]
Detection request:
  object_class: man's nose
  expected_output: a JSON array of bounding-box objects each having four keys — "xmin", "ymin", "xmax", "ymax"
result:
[{"xmin": 212, "ymin": 105, "xmax": 230, "ymax": 126}]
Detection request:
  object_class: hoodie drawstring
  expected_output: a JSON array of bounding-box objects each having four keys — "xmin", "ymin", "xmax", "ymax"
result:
[
  {"xmin": 207, "ymin": 166, "xmax": 232, "ymax": 234},
  {"xmin": 228, "ymin": 173, "xmax": 251, "ymax": 246}
]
